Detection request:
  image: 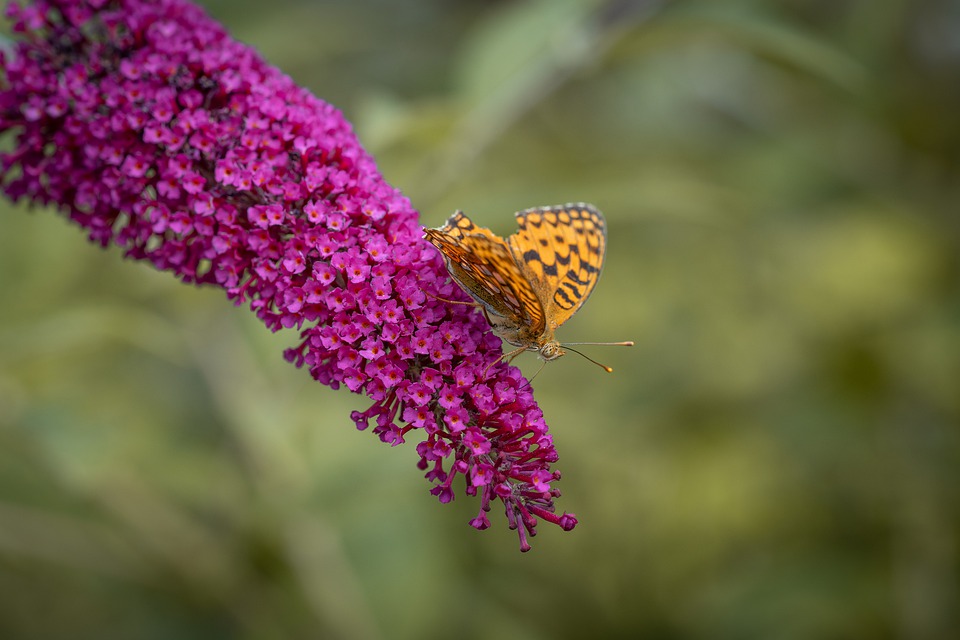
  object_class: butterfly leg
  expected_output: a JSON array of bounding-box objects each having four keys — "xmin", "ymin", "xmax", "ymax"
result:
[
  {"xmin": 504, "ymin": 347, "xmax": 527, "ymax": 367},
  {"xmin": 519, "ymin": 360, "xmax": 547, "ymax": 391},
  {"xmin": 424, "ymin": 290, "xmax": 481, "ymax": 307},
  {"xmin": 482, "ymin": 344, "xmax": 528, "ymax": 379}
]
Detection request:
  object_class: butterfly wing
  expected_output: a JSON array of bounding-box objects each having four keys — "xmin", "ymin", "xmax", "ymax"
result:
[
  {"xmin": 508, "ymin": 203, "xmax": 607, "ymax": 329},
  {"xmin": 425, "ymin": 212, "xmax": 546, "ymax": 335}
]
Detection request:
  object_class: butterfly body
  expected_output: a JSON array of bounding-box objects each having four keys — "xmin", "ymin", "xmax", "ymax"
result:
[{"xmin": 424, "ymin": 203, "xmax": 608, "ymax": 365}]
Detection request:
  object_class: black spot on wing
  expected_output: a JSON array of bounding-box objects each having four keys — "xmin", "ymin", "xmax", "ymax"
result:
[
  {"xmin": 580, "ymin": 262, "xmax": 600, "ymax": 274},
  {"xmin": 556, "ymin": 278, "xmax": 588, "ymax": 308},
  {"xmin": 566, "ymin": 270, "xmax": 589, "ymax": 286}
]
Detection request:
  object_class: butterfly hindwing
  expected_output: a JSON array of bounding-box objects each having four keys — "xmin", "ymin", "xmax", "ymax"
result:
[{"xmin": 509, "ymin": 203, "xmax": 606, "ymax": 329}]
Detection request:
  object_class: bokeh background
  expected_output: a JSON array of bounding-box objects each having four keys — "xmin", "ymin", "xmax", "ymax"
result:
[{"xmin": 2, "ymin": 0, "xmax": 958, "ymax": 638}]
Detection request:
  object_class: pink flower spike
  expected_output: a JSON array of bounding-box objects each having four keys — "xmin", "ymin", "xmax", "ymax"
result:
[{"xmin": 0, "ymin": 0, "xmax": 576, "ymax": 552}]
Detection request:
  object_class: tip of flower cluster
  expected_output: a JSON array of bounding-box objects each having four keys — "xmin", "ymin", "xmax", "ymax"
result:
[
  {"xmin": 558, "ymin": 513, "xmax": 579, "ymax": 531},
  {"xmin": 0, "ymin": 0, "xmax": 573, "ymax": 551}
]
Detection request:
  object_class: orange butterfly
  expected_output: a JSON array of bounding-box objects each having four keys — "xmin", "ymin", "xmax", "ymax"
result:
[{"xmin": 424, "ymin": 203, "xmax": 632, "ymax": 372}]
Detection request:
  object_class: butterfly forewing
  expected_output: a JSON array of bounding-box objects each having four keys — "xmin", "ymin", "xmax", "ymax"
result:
[
  {"xmin": 424, "ymin": 214, "xmax": 545, "ymax": 333},
  {"xmin": 436, "ymin": 211, "xmax": 495, "ymax": 241},
  {"xmin": 509, "ymin": 204, "xmax": 606, "ymax": 328}
]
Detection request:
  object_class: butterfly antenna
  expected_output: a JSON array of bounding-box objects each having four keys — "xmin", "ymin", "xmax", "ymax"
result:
[{"xmin": 562, "ymin": 341, "xmax": 634, "ymax": 373}]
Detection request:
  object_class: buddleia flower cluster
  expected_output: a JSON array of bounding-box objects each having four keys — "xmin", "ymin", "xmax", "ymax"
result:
[{"xmin": 0, "ymin": 0, "xmax": 577, "ymax": 550}]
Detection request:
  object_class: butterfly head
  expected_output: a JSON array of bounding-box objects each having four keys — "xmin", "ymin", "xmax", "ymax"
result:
[{"xmin": 539, "ymin": 340, "xmax": 566, "ymax": 362}]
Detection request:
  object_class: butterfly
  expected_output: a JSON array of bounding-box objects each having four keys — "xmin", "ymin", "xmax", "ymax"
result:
[{"xmin": 424, "ymin": 203, "xmax": 632, "ymax": 372}]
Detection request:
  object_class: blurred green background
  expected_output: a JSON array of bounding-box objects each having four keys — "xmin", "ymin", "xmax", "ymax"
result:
[{"xmin": 2, "ymin": 0, "xmax": 959, "ymax": 638}]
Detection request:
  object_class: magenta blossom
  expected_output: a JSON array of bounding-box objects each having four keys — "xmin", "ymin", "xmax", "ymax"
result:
[{"xmin": 0, "ymin": 0, "xmax": 577, "ymax": 550}]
